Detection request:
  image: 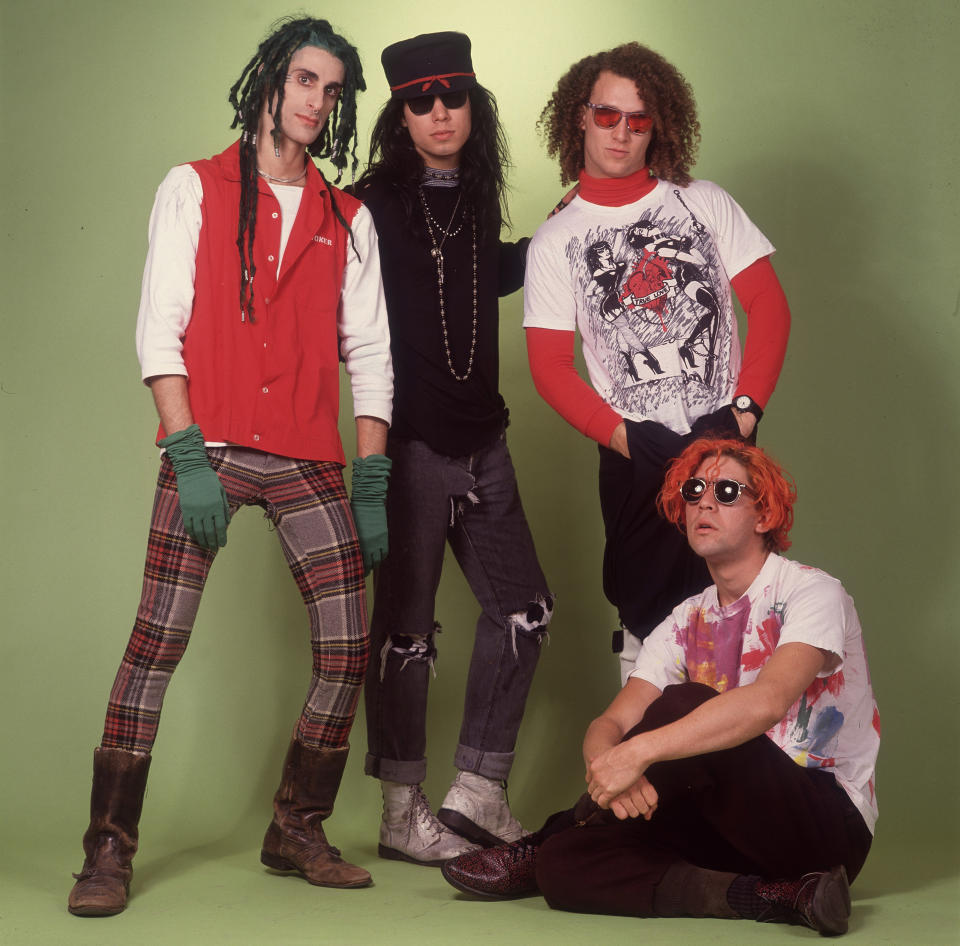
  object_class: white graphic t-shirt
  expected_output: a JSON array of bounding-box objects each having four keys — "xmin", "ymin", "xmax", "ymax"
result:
[
  {"xmin": 630, "ymin": 554, "xmax": 881, "ymax": 832},
  {"xmin": 524, "ymin": 179, "xmax": 774, "ymax": 435}
]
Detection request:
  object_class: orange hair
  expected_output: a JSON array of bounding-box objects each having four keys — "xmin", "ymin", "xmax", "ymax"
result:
[{"xmin": 657, "ymin": 437, "xmax": 797, "ymax": 552}]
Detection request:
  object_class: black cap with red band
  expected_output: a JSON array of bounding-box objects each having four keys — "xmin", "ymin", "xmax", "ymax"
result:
[{"xmin": 381, "ymin": 31, "xmax": 477, "ymax": 99}]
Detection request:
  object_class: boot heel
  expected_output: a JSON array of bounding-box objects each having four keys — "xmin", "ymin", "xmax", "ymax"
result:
[{"xmin": 260, "ymin": 851, "xmax": 296, "ymax": 872}]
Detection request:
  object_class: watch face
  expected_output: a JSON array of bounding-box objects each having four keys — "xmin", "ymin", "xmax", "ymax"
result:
[{"xmin": 735, "ymin": 396, "xmax": 751, "ymax": 410}]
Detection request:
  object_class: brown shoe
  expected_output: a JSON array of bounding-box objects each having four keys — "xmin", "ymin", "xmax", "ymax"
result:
[
  {"xmin": 441, "ymin": 832, "xmax": 543, "ymax": 899},
  {"xmin": 260, "ymin": 740, "xmax": 371, "ymax": 888},
  {"xmin": 68, "ymin": 747, "xmax": 151, "ymax": 917}
]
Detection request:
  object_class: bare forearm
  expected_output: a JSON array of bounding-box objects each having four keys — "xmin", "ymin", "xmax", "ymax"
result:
[
  {"xmin": 587, "ymin": 683, "xmax": 783, "ymax": 809},
  {"xmin": 583, "ymin": 716, "xmax": 625, "ymax": 766},
  {"xmin": 355, "ymin": 416, "xmax": 388, "ymax": 458},
  {"xmin": 587, "ymin": 646, "xmax": 827, "ymax": 808},
  {"xmin": 631, "ymin": 644, "xmax": 827, "ymax": 771},
  {"xmin": 626, "ymin": 683, "xmax": 785, "ymax": 772},
  {"xmin": 583, "ymin": 677, "xmax": 661, "ymax": 767},
  {"xmin": 149, "ymin": 375, "xmax": 193, "ymax": 436}
]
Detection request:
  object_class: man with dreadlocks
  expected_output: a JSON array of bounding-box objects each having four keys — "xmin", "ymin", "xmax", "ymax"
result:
[
  {"xmin": 67, "ymin": 18, "xmax": 392, "ymax": 915},
  {"xmin": 350, "ymin": 32, "xmax": 553, "ymax": 867},
  {"xmin": 522, "ymin": 43, "xmax": 792, "ymax": 679}
]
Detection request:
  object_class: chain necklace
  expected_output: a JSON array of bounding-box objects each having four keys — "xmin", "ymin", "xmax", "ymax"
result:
[
  {"xmin": 257, "ymin": 164, "xmax": 308, "ymax": 185},
  {"xmin": 420, "ymin": 188, "xmax": 466, "ymax": 240},
  {"xmin": 418, "ymin": 186, "xmax": 478, "ymax": 382}
]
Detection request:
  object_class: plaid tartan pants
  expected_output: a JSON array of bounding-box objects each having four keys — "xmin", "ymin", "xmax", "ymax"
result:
[{"xmin": 101, "ymin": 447, "xmax": 369, "ymax": 752}]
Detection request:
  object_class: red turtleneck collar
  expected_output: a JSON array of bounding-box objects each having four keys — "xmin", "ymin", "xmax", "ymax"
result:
[{"xmin": 577, "ymin": 167, "xmax": 657, "ymax": 207}]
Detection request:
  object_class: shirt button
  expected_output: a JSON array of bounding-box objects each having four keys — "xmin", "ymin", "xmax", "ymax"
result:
[
  {"xmin": 264, "ymin": 297, "xmax": 270, "ymax": 304},
  {"xmin": 262, "ymin": 386, "xmax": 269, "ymax": 394},
  {"xmin": 271, "ymin": 212, "xmax": 279, "ymax": 219},
  {"xmin": 253, "ymin": 434, "xmax": 260, "ymax": 442},
  {"xmin": 267, "ymin": 255, "xmax": 275, "ymax": 262}
]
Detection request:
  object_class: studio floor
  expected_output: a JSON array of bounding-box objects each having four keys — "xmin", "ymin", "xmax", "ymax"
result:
[{"xmin": 2, "ymin": 819, "xmax": 956, "ymax": 946}]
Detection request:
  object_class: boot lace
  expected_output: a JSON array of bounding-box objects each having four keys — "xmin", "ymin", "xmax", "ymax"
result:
[
  {"xmin": 502, "ymin": 834, "xmax": 540, "ymax": 864},
  {"xmin": 410, "ymin": 785, "xmax": 446, "ymax": 841}
]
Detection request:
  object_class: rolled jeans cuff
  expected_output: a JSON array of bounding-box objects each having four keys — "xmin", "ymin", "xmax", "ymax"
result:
[
  {"xmin": 454, "ymin": 745, "xmax": 514, "ymax": 781},
  {"xmin": 364, "ymin": 752, "xmax": 428, "ymax": 784}
]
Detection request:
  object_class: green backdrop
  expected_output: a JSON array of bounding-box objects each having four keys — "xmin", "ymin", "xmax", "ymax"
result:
[{"xmin": 2, "ymin": 0, "xmax": 958, "ymax": 942}]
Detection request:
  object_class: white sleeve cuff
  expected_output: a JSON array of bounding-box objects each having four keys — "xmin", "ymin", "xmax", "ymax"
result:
[{"xmin": 338, "ymin": 204, "xmax": 393, "ymax": 424}]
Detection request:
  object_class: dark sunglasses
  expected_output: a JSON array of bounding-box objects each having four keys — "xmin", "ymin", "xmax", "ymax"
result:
[
  {"xmin": 406, "ymin": 90, "xmax": 469, "ymax": 116},
  {"xmin": 585, "ymin": 103, "xmax": 654, "ymax": 135},
  {"xmin": 681, "ymin": 478, "xmax": 754, "ymax": 505}
]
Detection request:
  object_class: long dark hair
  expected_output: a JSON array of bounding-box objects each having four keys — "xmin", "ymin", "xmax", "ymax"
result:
[
  {"xmin": 355, "ymin": 84, "xmax": 510, "ymax": 241},
  {"xmin": 227, "ymin": 17, "xmax": 366, "ymax": 321}
]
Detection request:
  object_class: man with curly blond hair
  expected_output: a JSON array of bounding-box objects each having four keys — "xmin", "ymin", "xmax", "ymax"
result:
[
  {"xmin": 523, "ymin": 43, "xmax": 792, "ymax": 676},
  {"xmin": 442, "ymin": 438, "xmax": 879, "ymax": 937}
]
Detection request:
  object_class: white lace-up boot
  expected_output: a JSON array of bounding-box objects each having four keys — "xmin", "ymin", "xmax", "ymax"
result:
[
  {"xmin": 378, "ymin": 781, "xmax": 479, "ymax": 866},
  {"xmin": 437, "ymin": 770, "xmax": 525, "ymax": 846}
]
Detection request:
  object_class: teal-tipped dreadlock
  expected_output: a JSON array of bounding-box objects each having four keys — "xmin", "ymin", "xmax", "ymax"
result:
[{"xmin": 227, "ymin": 16, "xmax": 366, "ymax": 322}]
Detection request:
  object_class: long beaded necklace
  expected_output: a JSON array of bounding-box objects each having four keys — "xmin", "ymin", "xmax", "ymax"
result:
[{"xmin": 418, "ymin": 185, "xmax": 478, "ymax": 382}]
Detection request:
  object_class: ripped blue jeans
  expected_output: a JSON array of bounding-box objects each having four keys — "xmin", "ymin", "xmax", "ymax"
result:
[{"xmin": 364, "ymin": 433, "xmax": 553, "ymax": 783}]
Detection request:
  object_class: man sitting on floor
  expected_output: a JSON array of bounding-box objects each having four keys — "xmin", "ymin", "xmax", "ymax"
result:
[{"xmin": 441, "ymin": 437, "xmax": 879, "ymax": 936}]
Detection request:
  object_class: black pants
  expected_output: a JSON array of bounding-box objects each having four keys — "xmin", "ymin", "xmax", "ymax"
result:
[
  {"xmin": 600, "ymin": 406, "xmax": 747, "ymax": 646},
  {"xmin": 535, "ymin": 683, "xmax": 872, "ymax": 917}
]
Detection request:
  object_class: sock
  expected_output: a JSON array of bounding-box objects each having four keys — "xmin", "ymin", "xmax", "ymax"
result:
[
  {"xmin": 654, "ymin": 861, "xmax": 740, "ymax": 918},
  {"xmin": 726, "ymin": 873, "xmax": 763, "ymax": 917}
]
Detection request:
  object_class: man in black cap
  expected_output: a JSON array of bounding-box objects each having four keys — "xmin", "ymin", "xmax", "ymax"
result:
[{"xmin": 352, "ymin": 32, "xmax": 554, "ymax": 867}]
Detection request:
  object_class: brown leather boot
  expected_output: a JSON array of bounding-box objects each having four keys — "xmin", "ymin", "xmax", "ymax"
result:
[
  {"xmin": 260, "ymin": 740, "xmax": 371, "ymax": 888},
  {"xmin": 68, "ymin": 747, "xmax": 151, "ymax": 916}
]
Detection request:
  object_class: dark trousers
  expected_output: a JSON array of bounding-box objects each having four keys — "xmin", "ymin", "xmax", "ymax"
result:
[
  {"xmin": 364, "ymin": 434, "xmax": 551, "ymax": 783},
  {"xmin": 535, "ymin": 683, "xmax": 872, "ymax": 917},
  {"xmin": 600, "ymin": 406, "xmax": 746, "ymax": 645}
]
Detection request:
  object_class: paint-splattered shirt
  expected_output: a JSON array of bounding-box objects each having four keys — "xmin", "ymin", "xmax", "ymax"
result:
[{"xmin": 629, "ymin": 553, "xmax": 880, "ymax": 832}]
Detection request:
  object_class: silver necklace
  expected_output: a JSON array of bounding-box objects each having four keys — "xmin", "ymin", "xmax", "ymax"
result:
[
  {"xmin": 418, "ymin": 187, "xmax": 478, "ymax": 382},
  {"xmin": 421, "ymin": 188, "xmax": 465, "ymax": 240},
  {"xmin": 257, "ymin": 164, "xmax": 308, "ymax": 185}
]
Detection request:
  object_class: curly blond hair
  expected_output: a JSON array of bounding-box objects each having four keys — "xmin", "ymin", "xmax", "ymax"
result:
[{"xmin": 539, "ymin": 42, "xmax": 700, "ymax": 186}]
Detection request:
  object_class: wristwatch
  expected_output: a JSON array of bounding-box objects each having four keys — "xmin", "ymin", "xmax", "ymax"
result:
[{"xmin": 733, "ymin": 394, "xmax": 763, "ymax": 421}]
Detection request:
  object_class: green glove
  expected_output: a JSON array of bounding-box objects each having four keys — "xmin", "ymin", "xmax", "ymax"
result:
[
  {"xmin": 350, "ymin": 454, "xmax": 391, "ymax": 575},
  {"xmin": 159, "ymin": 424, "xmax": 230, "ymax": 550}
]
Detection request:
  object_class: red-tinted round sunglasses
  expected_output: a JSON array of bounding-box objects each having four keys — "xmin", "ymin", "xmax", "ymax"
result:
[{"xmin": 585, "ymin": 103, "xmax": 653, "ymax": 135}]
